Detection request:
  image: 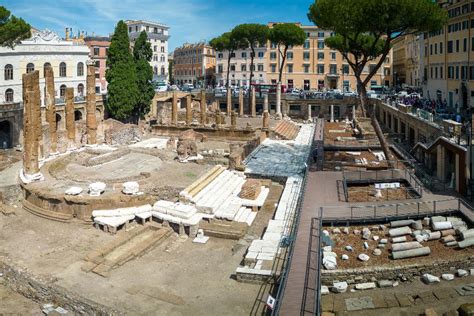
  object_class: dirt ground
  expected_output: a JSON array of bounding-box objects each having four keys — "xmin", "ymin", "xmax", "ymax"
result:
[
  {"xmin": 324, "ymin": 224, "xmax": 474, "ymax": 269},
  {"xmin": 0, "ymin": 283, "xmax": 42, "ymax": 315},
  {"xmin": 0, "ymin": 149, "xmax": 21, "ymax": 172},
  {"xmin": 347, "ymin": 182, "xmax": 419, "ymax": 202}
]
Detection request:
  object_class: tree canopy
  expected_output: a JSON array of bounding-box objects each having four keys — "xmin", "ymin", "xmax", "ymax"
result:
[
  {"xmin": 0, "ymin": 6, "xmax": 31, "ymax": 47},
  {"xmin": 106, "ymin": 20, "xmax": 139, "ymax": 121},
  {"xmin": 133, "ymin": 31, "xmax": 154, "ymax": 120},
  {"xmin": 210, "ymin": 32, "xmax": 246, "ymax": 88},
  {"xmin": 269, "ymin": 23, "xmax": 307, "ymax": 83},
  {"xmin": 232, "ymin": 24, "xmax": 269, "ymax": 85}
]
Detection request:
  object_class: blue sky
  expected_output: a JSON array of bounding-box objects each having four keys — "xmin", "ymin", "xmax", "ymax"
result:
[{"xmin": 4, "ymin": 0, "xmax": 315, "ymax": 51}]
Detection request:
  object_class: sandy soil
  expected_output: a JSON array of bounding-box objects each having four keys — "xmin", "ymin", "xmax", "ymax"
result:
[
  {"xmin": 0, "ymin": 283, "xmax": 42, "ymax": 315},
  {"xmin": 347, "ymin": 183, "xmax": 419, "ymax": 202}
]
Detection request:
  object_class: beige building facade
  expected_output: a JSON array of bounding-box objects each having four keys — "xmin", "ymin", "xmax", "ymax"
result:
[
  {"xmin": 173, "ymin": 43, "xmax": 216, "ymax": 87},
  {"xmin": 392, "ymin": 34, "xmax": 421, "ymax": 88},
  {"xmin": 421, "ymin": 0, "xmax": 474, "ymax": 108},
  {"xmin": 265, "ymin": 23, "xmax": 392, "ymax": 91}
]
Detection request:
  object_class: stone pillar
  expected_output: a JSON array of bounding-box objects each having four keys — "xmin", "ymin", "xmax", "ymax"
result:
[
  {"xmin": 186, "ymin": 94, "xmax": 193, "ymax": 125},
  {"xmin": 436, "ymin": 145, "xmax": 445, "ymax": 182},
  {"xmin": 172, "ymin": 91, "xmax": 178, "ymax": 126},
  {"xmin": 44, "ymin": 66, "xmax": 57, "ymax": 153},
  {"xmin": 215, "ymin": 111, "xmax": 222, "ymax": 127},
  {"xmin": 238, "ymin": 89, "xmax": 244, "ymax": 116},
  {"xmin": 200, "ymin": 90, "xmax": 207, "ymax": 125},
  {"xmin": 352, "ymin": 105, "xmax": 356, "ymax": 121},
  {"xmin": 276, "ymin": 82, "xmax": 282, "ymax": 118},
  {"xmin": 263, "ymin": 94, "xmax": 269, "ymax": 112},
  {"xmin": 251, "ymin": 86, "xmax": 256, "ymax": 117},
  {"xmin": 65, "ymin": 87, "xmax": 76, "ymax": 148},
  {"xmin": 22, "ymin": 71, "xmax": 41, "ymax": 175},
  {"xmin": 227, "ymin": 87, "xmax": 232, "ymax": 115},
  {"xmin": 86, "ymin": 63, "xmax": 97, "ymax": 145},
  {"xmin": 231, "ymin": 111, "xmax": 237, "ymax": 129},
  {"xmin": 307, "ymin": 104, "xmax": 312, "ymax": 121},
  {"xmin": 330, "ymin": 104, "xmax": 334, "ymax": 122},
  {"xmin": 263, "ymin": 111, "xmax": 269, "ymax": 129}
]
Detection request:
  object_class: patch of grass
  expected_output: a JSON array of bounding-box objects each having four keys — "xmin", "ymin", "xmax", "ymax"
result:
[{"xmin": 184, "ymin": 171, "xmax": 197, "ymax": 178}]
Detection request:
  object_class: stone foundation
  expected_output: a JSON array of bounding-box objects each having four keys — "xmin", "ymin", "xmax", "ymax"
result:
[{"xmin": 321, "ymin": 256, "xmax": 474, "ymax": 285}]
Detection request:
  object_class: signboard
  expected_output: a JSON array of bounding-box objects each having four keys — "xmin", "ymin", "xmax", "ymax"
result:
[
  {"xmin": 375, "ymin": 182, "xmax": 400, "ymax": 189},
  {"xmin": 266, "ymin": 295, "xmax": 276, "ymax": 310}
]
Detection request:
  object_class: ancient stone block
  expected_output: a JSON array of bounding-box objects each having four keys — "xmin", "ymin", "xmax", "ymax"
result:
[{"xmin": 240, "ymin": 179, "xmax": 262, "ymax": 200}]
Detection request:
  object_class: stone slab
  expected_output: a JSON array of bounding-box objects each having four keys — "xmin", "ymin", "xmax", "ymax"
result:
[{"xmin": 345, "ymin": 296, "xmax": 375, "ymax": 311}]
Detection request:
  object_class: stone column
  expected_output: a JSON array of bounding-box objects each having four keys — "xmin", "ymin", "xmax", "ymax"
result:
[
  {"xmin": 65, "ymin": 87, "xmax": 76, "ymax": 148},
  {"xmin": 251, "ymin": 86, "xmax": 256, "ymax": 117},
  {"xmin": 231, "ymin": 111, "xmax": 237, "ymax": 129},
  {"xmin": 263, "ymin": 94, "xmax": 269, "ymax": 112},
  {"xmin": 44, "ymin": 66, "xmax": 57, "ymax": 153},
  {"xmin": 436, "ymin": 145, "xmax": 445, "ymax": 182},
  {"xmin": 215, "ymin": 111, "xmax": 222, "ymax": 127},
  {"xmin": 330, "ymin": 104, "xmax": 334, "ymax": 122},
  {"xmin": 352, "ymin": 105, "xmax": 356, "ymax": 121},
  {"xmin": 22, "ymin": 71, "xmax": 41, "ymax": 175},
  {"xmin": 172, "ymin": 91, "xmax": 178, "ymax": 126},
  {"xmin": 86, "ymin": 63, "xmax": 97, "ymax": 145},
  {"xmin": 276, "ymin": 82, "xmax": 282, "ymax": 118},
  {"xmin": 307, "ymin": 104, "xmax": 312, "ymax": 121},
  {"xmin": 238, "ymin": 89, "xmax": 244, "ymax": 116},
  {"xmin": 227, "ymin": 87, "xmax": 232, "ymax": 115},
  {"xmin": 186, "ymin": 94, "xmax": 193, "ymax": 125},
  {"xmin": 200, "ymin": 90, "xmax": 207, "ymax": 125},
  {"xmin": 263, "ymin": 111, "xmax": 269, "ymax": 129}
]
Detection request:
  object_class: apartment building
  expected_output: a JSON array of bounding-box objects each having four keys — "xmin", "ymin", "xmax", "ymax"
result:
[
  {"xmin": 421, "ymin": 0, "xmax": 474, "ymax": 109},
  {"xmin": 266, "ymin": 23, "xmax": 392, "ymax": 91},
  {"xmin": 173, "ymin": 43, "xmax": 216, "ymax": 87},
  {"xmin": 125, "ymin": 20, "xmax": 170, "ymax": 83},
  {"xmin": 392, "ymin": 34, "xmax": 421, "ymax": 88},
  {"xmin": 215, "ymin": 45, "xmax": 267, "ymax": 87},
  {"xmin": 84, "ymin": 36, "xmax": 111, "ymax": 94}
]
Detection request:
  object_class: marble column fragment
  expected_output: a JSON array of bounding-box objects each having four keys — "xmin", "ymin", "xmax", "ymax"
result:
[{"xmin": 86, "ymin": 63, "xmax": 97, "ymax": 144}]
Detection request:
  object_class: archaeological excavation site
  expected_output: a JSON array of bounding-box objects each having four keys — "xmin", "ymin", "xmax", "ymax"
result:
[{"xmin": 2, "ymin": 69, "xmax": 474, "ymax": 316}]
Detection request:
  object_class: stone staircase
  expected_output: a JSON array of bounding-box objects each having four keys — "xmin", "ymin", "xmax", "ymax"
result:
[
  {"xmin": 273, "ymin": 120, "xmax": 300, "ymax": 140},
  {"xmin": 82, "ymin": 224, "xmax": 173, "ymax": 277}
]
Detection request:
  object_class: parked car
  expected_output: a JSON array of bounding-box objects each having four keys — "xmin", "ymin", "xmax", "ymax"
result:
[
  {"xmin": 181, "ymin": 83, "xmax": 194, "ymax": 92},
  {"xmin": 155, "ymin": 82, "xmax": 168, "ymax": 92}
]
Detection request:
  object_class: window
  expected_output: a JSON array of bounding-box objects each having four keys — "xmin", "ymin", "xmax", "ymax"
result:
[
  {"xmin": 440, "ymin": 42, "xmax": 443, "ymax": 54},
  {"xmin": 330, "ymin": 52, "xmax": 336, "ymax": 60},
  {"xmin": 448, "ymin": 41, "xmax": 453, "ymax": 53},
  {"xmin": 241, "ymin": 52, "xmax": 247, "ymax": 58},
  {"xmin": 218, "ymin": 53, "xmax": 223, "ymax": 59},
  {"xmin": 317, "ymin": 52, "xmax": 324, "ymax": 60},
  {"xmin": 440, "ymin": 66, "xmax": 443, "ymax": 79},
  {"xmin": 153, "ymin": 46, "xmax": 157, "ymax": 52},
  {"xmin": 270, "ymin": 52, "xmax": 277, "ymax": 59},
  {"xmin": 303, "ymin": 40, "xmax": 310, "ymax": 49},
  {"xmin": 230, "ymin": 52, "xmax": 235, "ymax": 58},
  {"xmin": 317, "ymin": 41, "xmax": 324, "ymax": 49},
  {"xmin": 95, "ymin": 73, "xmax": 100, "ymax": 79},
  {"xmin": 4, "ymin": 64, "xmax": 13, "ymax": 80},
  {"xmin": 318, "ymin": 32, "xmax": 325, "ymax": 38},
  {"xmin": 369, "ymin": 64, "xmax": 377, "ymax": 74},
  {"xmin": 371, "ymin": 80, "xmax": 377, "ymax": 86},
  {"xmin": 230, "ymin": 64, "xmax": 236, "ymax": 71},
  {"xmin": 258, "ymin": 51, "xmax": 264, "ymax": 58},
  {"xmin": 342, "ymin": 64, "xmax": 349, "ymax": 74},
  {"xmin": 60, "ymin": 84, "xmax": 66, "ymax": 98},
  {"xmin": 161, "ymin": 47, "xmax": 165, "ymax": 53},
  {"xmin": 304, "ymin": 64, "xmax": 310, "ymax": 73},
  {"xmin": 161, "ymin": 66, "xmax": 165, "ymax": 75},
  {"xmin": 146, "ymin": 26, "xmax": 149, "ymax": 32},
  {"xmin": 303, "ymin": 52, "xmax": 310, "ymax": 60},
  {"xmin": 456, "ymin": 65, "xmax": 459, "ymax": 79},
  {"xmin": 464, "ymin": 38, "xmax": 468, "ymax": 52},
  {"xmin": 5, "ymin": 89, "xmax": 13, "ymax": 103},
  {"xmin": 287, "ymin": 64, "xmax": 293, "ymax": 73},
  {"xmin": 270, "ymin": 64, "xmax": 276, "ymax": 72},
  {"xmin": 26, "ymin": 63, "xmax": 35, "ymax": 73},
  {"xmin": 257, "ymin": 64, "xmax": 264, "ymax": 71},
  {"xmin": 287, "ymin": 52, "xmax": 293, "ymax": 60},
  {"xmin": 160, "ymin": 55, "xmax": 165, "ymax": 62},
  {"xmin": 59, "ymin": 62, "xmax": 66, "ymax": 77},
  {"xmin": 317, "ymin": 64, "xmax": 324, "ymax": 74},
  {"xmin": 470, "ymin": 66, "xmax": 474, "ymax": 80},
  {"xmin": 128, "ymin": 27, "xmax": 132, "ymax": 33},
  {"xmin": 329, "ymin": 64, "xmax": 337, "ymax": 74},
  {"xmin": 77, "ymin": 84, "xmax": 84, "ymax": 97},
  {"xmin": 94, "ymin": 60, "xmax": 100, "ymax": 69},
  {"xmin": 456, "ymin": 39, "xmax": 460, "ymax": 52},
  {"xmin": 77, "ymin": 62, "xmax": 84, "ymax": 76},
  {"xmin": 241, "ymin": 64, "xmax": 246, "ymax": 72},
  {"xmin": 93, "ymin": 47, "xmax": 100, "ymax": 56},
  {"xmin": 218, "ymin": 64, "xmax": 223, "ymax": 73},
  {"xmin": 287, "ymin": 79, "xmax": 294, "ymax": 89}
]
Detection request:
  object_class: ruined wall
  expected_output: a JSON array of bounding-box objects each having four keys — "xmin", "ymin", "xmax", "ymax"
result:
[{"xmin": 0, "ymin": 260, "xmax": 122, "ymax": 315}]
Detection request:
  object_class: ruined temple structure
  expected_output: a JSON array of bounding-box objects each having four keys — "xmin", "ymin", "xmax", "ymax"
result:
[
  {"xmin": 86, "ymin": 63, "xmax": 97, "ymax": 145},
  {"xmin": 44, "ymin": 66, "xmax": 57, "ymax": 153},
  {"xmin": 65, "ymin": 87, "xmax": 76, "ymax": 148}
]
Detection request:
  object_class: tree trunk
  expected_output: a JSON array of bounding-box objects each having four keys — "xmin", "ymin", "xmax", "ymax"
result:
[
  {"xmin": 358, "ymin": 80, "xmax": 394, "ymax": 168},
  {"xmin": 226, "ymin": 52, "xmax": 232, "ymax": 89},
  {"xmin": 278, "ymin": 46, "xmax": 287, "ymax": 83}
]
